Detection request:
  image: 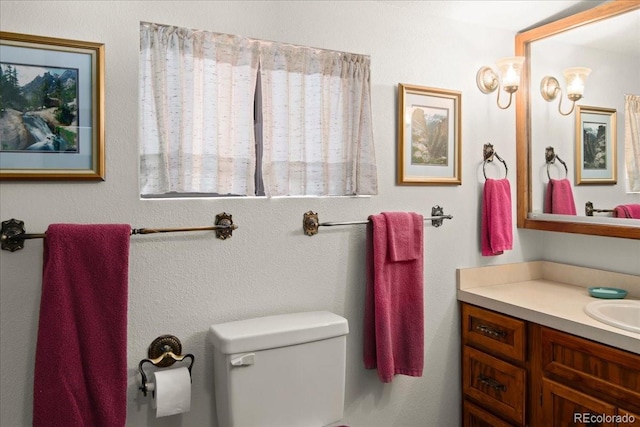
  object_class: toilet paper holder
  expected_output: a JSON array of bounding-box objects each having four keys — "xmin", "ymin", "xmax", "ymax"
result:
[{"xmin": 138, "ymin": 335, "xmax": 195, "ymax": 397}]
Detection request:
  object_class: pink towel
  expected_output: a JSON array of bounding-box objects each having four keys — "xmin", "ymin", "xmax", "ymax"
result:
[
  {"xmin": 33, "ymin": 224, "xmax": 131, "ymax": 427},
  {"xmin": 363, "ymin": 212, "xmax": 424, "ymax": 383},
  {"xmin": 543, "ymin": 178, "xmax": 577, "ymax": 215},
  {"xmin": 481, "ymin": 178, "xmax": 513, "ymax": 256},
  {"xmin": 614, "ymin": 204, "xmax": 640, "ymax": 219},
  {"xmin": 382, "ymin": 212, "xmax": 420, "ymax": 261}
]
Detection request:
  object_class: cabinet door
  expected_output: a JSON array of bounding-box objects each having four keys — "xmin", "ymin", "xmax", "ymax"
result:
[
  {"xmin": 542, "ymin": 379, "xmax": 616, "ymax": 426},
  {"xmin": 540, "ymin": 326, "xmax": 640, "ymax": 408},
  {"xmin": 617, "ymin": 408, "xmax": 640, "ymax": 427}
]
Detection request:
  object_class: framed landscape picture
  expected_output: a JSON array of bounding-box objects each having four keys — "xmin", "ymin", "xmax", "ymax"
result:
[
  {"xmin": 575, "ymin": 105, "xmax": 617, "ymax": 185},
  {"xmin": 0, "ymin": 32, "xmax": 104, "ymax": 180},
  {"xmin": 397, "ymin": 83, "xmax": 461, "ymax": 185}
]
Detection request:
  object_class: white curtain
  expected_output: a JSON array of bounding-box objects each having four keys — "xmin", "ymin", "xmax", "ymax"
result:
[
  {"xmin": 625, "ymin": 94, "xmax": 640, "ymax": 192},
  {"xmin": 139, "ymin": 23, "xmax": 260, "ymax": 196},
  {"xmin": 259, "ymin": 43, "xmax": 377, "ymax": 196}
]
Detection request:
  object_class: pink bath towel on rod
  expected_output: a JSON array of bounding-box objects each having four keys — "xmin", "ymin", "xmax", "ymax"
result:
[
  {"xmin": 363, "ymin": 212, "xmax": 424, "ymax": 383},
  {"xmin": 33, "ymin": 224, "xmax": 131, "ymax": 427},
  {"xmin": 614, "ymin": 204, "xmax": 640, "ymax": 219},
  {"xmin": 481, "ymin": 178, "xmax": 513, "ymax": 256}
]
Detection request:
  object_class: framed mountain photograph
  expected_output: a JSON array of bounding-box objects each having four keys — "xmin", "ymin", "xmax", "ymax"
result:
[
  {"xmin": 397, "ymin": 83, "xmax": 461, "ymax": 185},
  {"xmin": 0, "ymin": 32, "xmax": 104, "ymax": 180}
]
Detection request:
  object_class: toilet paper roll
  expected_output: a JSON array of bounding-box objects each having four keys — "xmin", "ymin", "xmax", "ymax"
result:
[{"xmin": 151, "ymin": 366, "xmax": 191, "ymax": 417}]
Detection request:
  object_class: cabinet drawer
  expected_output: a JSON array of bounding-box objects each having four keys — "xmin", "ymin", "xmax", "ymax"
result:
[
  {"xmin": 462, "ymin": 303, "xmax": 526, "ymax": 362},
  {"xmin": 540, "ymin": 326, "xmax": 640, "ymax": 410},
  {"xmin": 463, "ymin": 399, "xmax": 516, "ymax": 427},
  {"xmin": 463, "ymin": 346, "xmax": 526, "ymax": 425}
]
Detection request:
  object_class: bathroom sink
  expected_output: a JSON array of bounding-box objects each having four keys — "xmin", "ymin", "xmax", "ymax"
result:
[{"xmin": 584, "ymin": 300, "xmax": 640, "ymax": 334}]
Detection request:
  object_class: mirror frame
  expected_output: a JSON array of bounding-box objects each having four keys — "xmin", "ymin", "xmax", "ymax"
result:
[{"xmin": 515, "ymin": 0, "xmax": 640, "ymax": 240}]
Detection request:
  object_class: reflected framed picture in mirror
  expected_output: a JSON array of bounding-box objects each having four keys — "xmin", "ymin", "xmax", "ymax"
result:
[{"xmin": 575, "ymin": 105, "xmax": 617, "ymax": 185}]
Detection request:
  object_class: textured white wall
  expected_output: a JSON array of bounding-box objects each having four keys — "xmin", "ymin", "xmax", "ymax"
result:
[{"xmin": 0, "ymin": 2, "xmax": 638, "ymax": 427}]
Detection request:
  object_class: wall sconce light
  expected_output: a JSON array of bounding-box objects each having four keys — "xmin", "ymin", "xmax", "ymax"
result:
[
  {"xmin": 476, "ymin": 56, "xmax": 525, "ymax": 109},
  {"xmin": 540, "ymin": 67, "xmax": 591, "ymax": 116}
]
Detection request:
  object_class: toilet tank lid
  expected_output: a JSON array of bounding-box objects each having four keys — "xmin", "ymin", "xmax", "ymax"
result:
[{"xmin": 209, "ymin": 311, "xmax": 348, "ymax": 354}]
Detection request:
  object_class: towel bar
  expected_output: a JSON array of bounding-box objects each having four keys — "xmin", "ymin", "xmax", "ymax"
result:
[
  {"xmin": 585, "ymin": 201, "xmax": 615, "ymax": 216},
  {"xmin": 138, "ymin": 335, "xmax": 195, "ymax": 397},
  {"xmin": 303, "ymin": 205, "xmax": 453, "ymax": 236},
  {"xmin": 1, "ymin": 213, "xmax": 237, "ymax": 251}
]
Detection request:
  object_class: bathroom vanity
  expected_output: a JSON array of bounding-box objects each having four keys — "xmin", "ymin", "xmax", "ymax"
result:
[{"xmin": 457, "ymin": 261, "xmax": 640, "ymax": 427}]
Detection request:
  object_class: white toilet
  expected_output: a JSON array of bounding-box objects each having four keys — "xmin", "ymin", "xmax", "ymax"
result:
[{"xmin": 209, "ymin": 311, "xmax": 349, "ymax": 427}]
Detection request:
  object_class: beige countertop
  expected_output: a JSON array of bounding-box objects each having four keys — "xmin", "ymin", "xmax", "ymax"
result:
[{"xmin": 457, "ymin": 261, "xmax": 640, "ymax": 354}]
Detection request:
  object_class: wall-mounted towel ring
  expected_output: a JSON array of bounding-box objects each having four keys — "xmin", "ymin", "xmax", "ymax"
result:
[
  {"xmin": 138, "ymin": 335, "xmax": 194, "ymax": 397},
  {"xmin": 545, "ymin": 146, "xmax": 568, "ymax": 180},
  {"xmin": 482, "ymin": 143, "xmax": 508, "ymax": 180}
]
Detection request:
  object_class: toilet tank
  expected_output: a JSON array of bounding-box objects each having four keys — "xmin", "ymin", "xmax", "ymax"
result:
[{"xmin": 209, "ymin": 311, "xmax": 349, "ymax": 427}]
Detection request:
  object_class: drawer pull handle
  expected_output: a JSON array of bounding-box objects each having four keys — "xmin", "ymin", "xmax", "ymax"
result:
[
  {"xmin": 477, "ymin": 374, "xmax": 507, "ymax": 392},
  {"xmin": 475, "ymin": 324, "xmax": 507, "ymax": 338}
]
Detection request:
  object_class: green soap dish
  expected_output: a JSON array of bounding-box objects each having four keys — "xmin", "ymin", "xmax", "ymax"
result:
[{"xmin": 588, "ymin": 287, "xmax": 628, "ymax": 299}]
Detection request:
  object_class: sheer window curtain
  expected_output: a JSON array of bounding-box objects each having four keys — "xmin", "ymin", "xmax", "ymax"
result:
[
  {"xmin": 625, "ymin": 94, "xmax": 640, "ymax": 192},
  {"xmin": 139, "ymin": 23, "xmax": 260, "ymax": 196},
  {"xmin": 259, "ymin": 43, "xmax": 377, "ymax": 196}
]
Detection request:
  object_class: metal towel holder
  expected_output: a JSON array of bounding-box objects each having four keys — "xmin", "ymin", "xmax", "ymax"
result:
[
  {"xmin": 482, "ymin": 143, "xmax": 508, "ymax": 180},
  {"xmin": 545, "ymin": 146, "xmax": 568, "ymax": 180},
  {"xmin": 0, "ymin": 213, "xmax": 237, "ymax": 252},
  {"xmin": 138, "ymin": 335, "xmax": 195, "ymax": 397}
]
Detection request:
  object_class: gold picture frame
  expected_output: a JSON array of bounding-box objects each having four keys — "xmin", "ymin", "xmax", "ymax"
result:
[
  {"xmin": 0, "ymin": 31, "xmax": 105, "ymax": 180},
  {"xmin": 397, "ymin": 83, "xmax": 461, "ymax": 185},
  {"xmin": 575, "ymin": 105, "xmax": 617, "ymax": 185}
]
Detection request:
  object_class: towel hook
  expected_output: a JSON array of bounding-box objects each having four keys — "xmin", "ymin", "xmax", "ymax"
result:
[
  {"xmin": 138, "ymin": 335, "xmax": 195, "ymax": 397},
  {"xmin": 545, "ymin": 146, "xmax": 568, "ymax": 180},
  {"xmin": 482, "ymin": 143, "xmax": 508, "ymax": 180}
]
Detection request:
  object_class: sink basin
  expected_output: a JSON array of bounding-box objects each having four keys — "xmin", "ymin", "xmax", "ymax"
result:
[{"xmin": 584, "ymin": 300, "xmax": 640, "ymax": 334}]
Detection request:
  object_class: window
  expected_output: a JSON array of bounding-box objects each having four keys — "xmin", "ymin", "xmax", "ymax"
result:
[{"xmin": 139, "ymin": 22, "xmax": 377, "ymax": 197}]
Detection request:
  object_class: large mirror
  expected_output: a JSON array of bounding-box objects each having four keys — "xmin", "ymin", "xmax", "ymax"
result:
[{"xmin": 516, "ymin": 1, "xmax": 640, "ymax": 239}]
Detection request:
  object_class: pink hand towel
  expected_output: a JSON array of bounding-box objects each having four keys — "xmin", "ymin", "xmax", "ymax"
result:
[
  {"xmin": 364, "ymin": 212, "xmax": 424, "ymax": 383},
  {"xmin": 543, "ymin": 178, "xmax": 577, "ymax": 215},
  {"xmin": 614, "ymin": 204, "xmax": 640, "ymax": 219},
  {"xmin": 481, "ymin": 178, "xmax": 513, "ymax": 256},
  {"xmin": 382, "ymin": 212, "xmax": 420, "ymax": 261},
  {"xmin": 33, "ymin": 224, "xmax": 131, "ymax": 427}
]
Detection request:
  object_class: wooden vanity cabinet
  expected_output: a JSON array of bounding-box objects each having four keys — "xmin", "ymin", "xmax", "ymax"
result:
[
  {"xmin": 462, "ymin": 303, "xmax": 530, "ymax": 426},
  {"xmin": 538, "ymin": 324, "xmax": 640, "ymax": 426},
  {"xmin": 461, "ymin": 302, "xmax": 640, "ymax": 427}
]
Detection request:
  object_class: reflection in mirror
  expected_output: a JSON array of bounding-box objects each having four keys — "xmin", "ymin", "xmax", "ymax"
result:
[
  {"xmin": 516, "ymin": 2, "xmax": 640, "ymax": 239},
  {"xmin": 539, "ymin": 67, "xmax": 592, "ymax": 116},
  {"xmin": 530, "ymin": 10, "xmax": 639, "ymax": 214}
]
